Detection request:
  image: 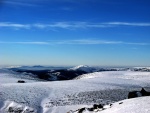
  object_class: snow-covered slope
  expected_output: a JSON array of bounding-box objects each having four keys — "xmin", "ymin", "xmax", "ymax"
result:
[
  {"xmin": 68, "ymin": 96, "xmax": 150, "ymax": 113},
  {"xmin": 69, "ymin": 65, "xmax": 98, "ymax": 73},
  {"xmin": 69, "ymin": 65, "xmax": 150, "ymax": 74},
  {"xmin": 100, "ymin": 96, "xmax": 150, "ymax": 113},
  {"xmin": 0, "ymin": 69, "xmax": 42, "ymax": 84},
  {"xmin": 75, "ymin": 71, "xmax": 150, "ymax": 82},
  {"xmin": 0, "ymin": 69, "xmax": 150, "ymax": 113}
]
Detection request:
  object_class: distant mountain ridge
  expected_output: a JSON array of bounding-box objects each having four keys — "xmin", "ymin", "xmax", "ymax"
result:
[
  {"xmin": 68, "ymin": 65, "xmax": 97, "ymax": 73},
  {"xmin": 6, "ymin": 65, "xmax": 150, "ymax": 81}
]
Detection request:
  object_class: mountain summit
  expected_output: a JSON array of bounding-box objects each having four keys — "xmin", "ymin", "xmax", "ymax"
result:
[{"xmin": 69, "ymin": 65, "xmax": 96, "ymax": 73}]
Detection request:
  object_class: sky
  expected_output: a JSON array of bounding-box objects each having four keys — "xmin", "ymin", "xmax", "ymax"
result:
[{"xmin": 0, "ymin": 0, "xmax": 150, "ymax": 66}]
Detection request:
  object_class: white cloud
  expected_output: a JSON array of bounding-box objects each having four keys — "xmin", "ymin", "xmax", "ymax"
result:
[
  {"xmin": 0, "ymin": 22, "xmax": 30, "ymax": 29},
  {"xmin": 33, "ymin": 24, "xmax": 47, "ymax": 29},
  {"xmin": 105, "ymin": 22, "xmax": 150, "ymax": 26},
  {"xmin": 4, "ymin": 1, "xmax": 39, "ymax": 7},
  {"xmin": 49, "ymin": 39, "xmax": 150, "ymax": 45},
  {"xmin": 52, "ymin": 39, "xmax": 122, "ymax": 45},
  {"xmin": 125, "ymin": 42, "xmax": 149, "ymax": 45},
  {"xmin": 0, "ymin": 41, "xmax": 49, "ymax": 45},
  {"xmin": 1, "ymin": 21, "xmax": 150, "ymax": 30},
  {"xmin": 0, "ymin": 39, "xmax": 149, "ymax": 46}
]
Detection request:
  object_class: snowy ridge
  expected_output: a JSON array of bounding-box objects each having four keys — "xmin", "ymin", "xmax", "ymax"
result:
[
  {"xmin": 0, "ymin": 69, "xmax": 42, "ymax": 84},
  {"xmin": 69, "ymin": 65, "xmax": 150, "ymax": 74},
  {"xmin": 134, "ymin": 67, "xmax": 150, "ymax": 69},
  {"xmin": 1, "ymin": 68, "xmax": 150, "ymax": 113},
  {"xmin": 69, "ymin": 65, "xmax": 98, "ymax": 73},
  {"xmin": 5, "ymin": 65, "xmax": 68, "ymax": 71},
  {"xmin": 5, "ymin": 66, "xmax": 22, "ymax": 68},
  {"xmin": 74, "ymin": 71, "xmax": 150, "ymax": 81}
]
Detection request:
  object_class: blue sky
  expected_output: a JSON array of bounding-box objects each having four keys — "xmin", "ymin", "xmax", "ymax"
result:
[{"xmin": 0, "ymin": 0, "xmax": 150, "ymax": 66}]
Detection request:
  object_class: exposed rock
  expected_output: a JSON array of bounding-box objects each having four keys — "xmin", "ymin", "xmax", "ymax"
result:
[
  {"xmin": 93, "ymin": 104, "xmax": 103, "ymax": 109},
  {"xmin": 119, "ymin": 102, "xmax": 123, "ymax": 104},
  {"xmin": 17, "ymin": 80, "xmax": 25, "ymax": 83},
  {"xmin": 128, "ymin": 88, "xmax": 150, "ymax": 99},
  {"xmin": 141, "ymin": 88, "xmax": 150, "ymax": 96},
  {"xmin": 69, "ymin": 104, "xmax": 105, "ymax": 113},
  {"xmin": 78, "ymin": 107, "xmax": 86, "ymax": 113}
]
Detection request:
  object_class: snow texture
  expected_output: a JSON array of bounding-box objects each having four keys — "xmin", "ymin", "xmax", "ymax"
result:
[{"xmin": 0, "ymin": 68, "xmax": 150, "ymax": 113}]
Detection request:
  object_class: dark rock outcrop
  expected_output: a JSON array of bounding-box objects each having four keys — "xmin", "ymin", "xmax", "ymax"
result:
[
  {"xmin": 78, "ymin": 108, "xmax": 85, "ymax": 113},
  {"xmin": 17, "ymin": 80, "xmax": 25, "ymax": 83},
  {"xmin": 69, "ymin": 104, "xmax": 104, "ymax": 113},
  {"xmin": 128, "ymin": 88, "xmax": 150, "ymax": 99}
]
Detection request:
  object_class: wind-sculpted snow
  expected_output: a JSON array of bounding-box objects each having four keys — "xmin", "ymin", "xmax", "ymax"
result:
[
  {"xmin": 75, "ymin": 71, "xmax": 150, "ymax": 82},
  {"xmin": 43, "ymin": 89, "xmax": 128, "ymax": 108},
  {"xmin": 0, "ymin": 101, "xmax": 36, "ymax": 113},
  {"xmin": 0, "ymin": 68, "xmax": 150, "ymax": 113},
  {"xmin": 68, "ymin": 96, "xmax": 150, "ymax": 113}
]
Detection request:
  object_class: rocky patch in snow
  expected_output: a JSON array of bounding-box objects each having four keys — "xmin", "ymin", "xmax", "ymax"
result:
[
  {"xmin": 128, "ymin": 88, "xmax": 150, "ymax": 99},
  {"xmin": 0, "ymin": 101, "xmax": 36, "ymax": 113},
  {"xmin": 69, "ymin": 88, "xmax": 150, "ymax": 113},
  {"xmin": 67, "ymin": 103, "xmax": 112, "ymax": 113}
]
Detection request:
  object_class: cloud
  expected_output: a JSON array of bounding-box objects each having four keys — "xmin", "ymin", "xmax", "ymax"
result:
[
  {"xmin": 49, "ymin": 39, "xmax": 150, "ymax": 46},
  {"xmin": 105, "ymin": 22, "xmax": 150, "ymax": 27},
  {"xmin": 1, "ymin": 21, "xmax": 150, "ymax": 30},
  {"xmin": 125, "ymin": 42, "xmax": 149, "ymax": 46},
  {"xmin": 51, "ymin": 39, "xmax": 123, "ymax": 45},
  {"xmin": 34, "ymin": 22, "xmax": 113, "ymax": 29},
  {"xmin": 0, "ymin": 41, "xmax": 49, "ymax": 45},
  {"xmin": 0, "ymin": 22, "xmax": 30, "ymax": 29},
  {"xmin": 4, "ymin": 1, "xmax": 39, "ymax": 7},
  {"xmin": 0, "ymin": 39, "xmax": 149, "ymax": 46}
]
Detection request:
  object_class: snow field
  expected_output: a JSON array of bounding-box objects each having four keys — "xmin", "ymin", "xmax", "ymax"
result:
[{"xmin": 0, "ymin": 69, "xmax": 150, "ymax": 113}]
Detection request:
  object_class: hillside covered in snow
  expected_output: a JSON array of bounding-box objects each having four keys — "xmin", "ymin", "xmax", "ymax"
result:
[
  {"xmin": 3, "ymin": 65, "xmax": 150, "ymax": 81},
  {"xmin": 0, "ymin": 66, "xmax": 150, "ymax": 113}
]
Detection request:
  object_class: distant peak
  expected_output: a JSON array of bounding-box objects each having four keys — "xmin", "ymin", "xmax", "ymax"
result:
[
  {"xmin": 68, "ymin": 65, "xmax": 95, "ymax": 73},
  {"xmin": 75, "ymin": 65, "xmax": 90, "ymax": 68},
  {"xmin": 70, "ymin": 65, "xmax": 90, "ymax": 70},
  {"xmin": 5, "ymin": 66, "xmax": 22, "ymax": 68},
  {"xmin": 32, "ymin": 65, "xmax": 43, "ymax": 68}
]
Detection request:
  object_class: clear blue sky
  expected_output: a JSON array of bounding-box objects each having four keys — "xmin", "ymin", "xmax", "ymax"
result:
[{"xmin": 0, "ymin": 0, "xmax": 150, "ymax": 66}]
